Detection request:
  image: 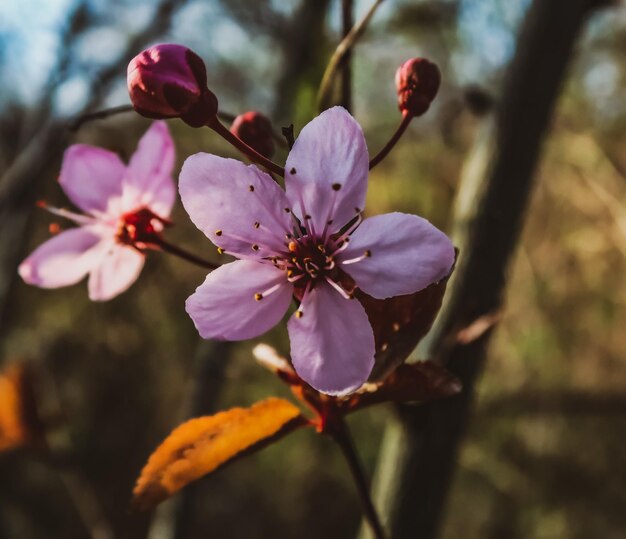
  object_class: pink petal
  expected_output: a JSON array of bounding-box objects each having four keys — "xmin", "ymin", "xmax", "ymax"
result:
[
  {"xmin": 123, "ymin": 121, "xmax": 176, "ymax": 216},
  {"xmin": 287, "ymin": 284, "xmax": 375, "ymax": 395},
  {"xmin": 18, "ymin": 228, "xmax": 106, "ymax": 288},
  {"xmin": 87, "ymin": 244, "xmax": 145, "ymax": 301},
  {"xmin": 285, "ymin": 106, "xmax": 368, "ymax": 235},
  {"xmin": 186, "ymin": 260, "xmax": 292, "ymax": 340},
  {"xmin": 179, "ymin": 153, "xmax": 293, "ymax": 259},
  {"xmin": 339, "ymin": 212, "xmax": 455, "ymax": 299},
  {"xmin": 59, "ymin": 145, "xmax": 126, "ymax": 215}
]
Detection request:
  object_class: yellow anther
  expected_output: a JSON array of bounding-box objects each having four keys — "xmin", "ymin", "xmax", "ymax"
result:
[
  {"xmin": 253, "ymin": 222, "xmax": 260, "ymax": 229},
  {"xmin": 215, "ymin": 229, "xmax": 222, "ymax": 236},
  {"xmin": 288, "ymin": 241, "xmax": 297, "ymax": 252},
  {"xmin": 217, "ymin": 247, "xmax": 225, "ymax": 254},
  {"xmin": 254, "ymin": 293, "xmax": 263, "ymax": 301},
  {"xmin": 295, "ymin": 310, "xmax": 303, "ymax": 319}
]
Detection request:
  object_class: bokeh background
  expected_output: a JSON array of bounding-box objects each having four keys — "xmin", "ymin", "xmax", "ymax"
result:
[{"xmin": 1, "ymin": 1, "xmax": 625, "ymax": 538}]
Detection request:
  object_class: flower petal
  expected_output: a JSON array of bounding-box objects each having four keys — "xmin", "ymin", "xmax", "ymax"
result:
[
  {"xmin": 285, "ymin": 106, "xmax": 368, "ymax": 235},
  {"xmin": 87, "ymin": 244, "xmax": 145, "ymax": 301},
  {"xmin": 186, "ymin": 260, "xmax": 292, "ymax": 340},
  {"xmin": 287, "ymin": 284, "xmax": 375, "ymax": 395},
  {"xmin": 59, "ymin": 145, "xmax": 126, "ymax": 215},
  {"xmin": 18, "ymin": 228, "xmax": 106, "ymax": 288},
  {"xmin": 179, "ymin": 153, "xmax": 293, "ymax": 259},
  {"xmin": 123, "ymin": 121, "xmax": 176, "ymax": 216},
  {"xmin": 339, "ymin": 212, "xmax": 455, "ymax": 299}
]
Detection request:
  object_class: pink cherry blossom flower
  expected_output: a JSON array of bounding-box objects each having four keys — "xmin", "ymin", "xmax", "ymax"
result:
[
  {"xmin": 19, "ymin": 122, "xmax": 176, "ymax": 301},
  {"xmin": 179, "ymin": 106, "xmax": 454, "ymax": 395}
]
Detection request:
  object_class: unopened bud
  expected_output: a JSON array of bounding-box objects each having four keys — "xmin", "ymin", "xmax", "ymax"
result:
[
  {"xmin": 127, "ymin": 44, "xmax": 218, "ymax": 128},
  {"xmin": 230, "ymin": 111, "xmax": 275, "ymax": 159},
  {"xmin": 395, "ymin": 58, "xmax": 441, "ymax": 117}
]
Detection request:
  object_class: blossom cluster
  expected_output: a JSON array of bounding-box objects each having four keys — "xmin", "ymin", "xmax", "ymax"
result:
[{"xmin": 19, "ymin": 44, "xmax": 453, "ymax": 396}]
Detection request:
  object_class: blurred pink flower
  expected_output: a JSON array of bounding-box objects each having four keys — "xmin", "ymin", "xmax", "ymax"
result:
[
  {"xmin": 179, "ymin": 106, "xmax": 454, "ymax": 395},
  {"xmin": 19, "ymin": 122, "xmax": 175, "ymax": 301}
]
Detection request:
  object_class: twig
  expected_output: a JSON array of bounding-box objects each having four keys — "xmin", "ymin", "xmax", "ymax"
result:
[
  {"xmin": 340, "ymin": 0, "xmax": 354, "ymax": 112},
  {"xmin": 151, "ymin": 237, "xmax": 219, "ymax": 270},
  {"xmin": 317, "ymin": 0, "xmax": 385, "ymax": 111},
  {"xmin": 330, "ymin": 419, "xmax": 387, "ymax": 539},
  {"xmin": 369, "ymin": 112, "xmax": 412, "ymax": 169},
  {"xmin": 207, "ymin": 116, "xmax": 285, "ymax": 176},
  {"xmin": 68, "ymin": 104, "xmax": 135, "ymax": 131}
]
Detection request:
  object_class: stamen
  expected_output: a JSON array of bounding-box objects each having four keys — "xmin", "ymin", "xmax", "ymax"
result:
[
  {"xmin": 341, "ymin": 249, "xmax": 372, "ymax": 265},
  {"xmin": 37, "ymin": 202, "xmax": 96, "ymax": 226},
  {"xmin": 294, "ymin": 192, "xmax": 316, "ymax": 237},
  {"xmin": 248, "ymin": 185, "xmax": 255, "ymax": 192},
  {"xmin": 324, "ymin": 276, "xmax": 353, "ymax": 299},
  {"xmin": 215, "ymin": 229, "xmax": 223, "ymax": 236},
  {"xmin": 295, "ymin": 283, "xmax": 312, "ymax": 319},
  {"xmin": 254, "ymin": 280, "xmax": 287, "ymax": 301},
  {"xmin": 329, "ymin": 237, "xmax": 351, "ymax": 256},
  {"xmin": 217, "ymin": 229, "xmax": 284, "ymax": 256},
  {"xmin": 287, "ymin": 273, "xmax": 305, "ymax": 284},
  {"xmin": 320, "ymin": 186, "xmax": 341, "ymax": 241}
]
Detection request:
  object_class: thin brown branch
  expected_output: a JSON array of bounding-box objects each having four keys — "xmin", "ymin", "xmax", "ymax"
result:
[
  {"xmin": 369, "ymin": 113, "xmax": 412, "ymax": 169},
  {"xmin": 68, "ymin": 105, "xmax": 135, "ymax": 131},
  {"xmin": 207, "ymin": 116, "xmax": 285, "ymax": 177},
  {"xmin": 317, "ymin": 0, "xmax": 385, "ymax": 111},
  {"xmin": 151, "ymin": 237, "xmax": 219, "ymax": 270},
  {"xmin": 340, "ymin": 0, "xmax": 354, "ymax": 112},
  {"xmin": 331, "ymin": 419, "xmax": 387, "ymax": 539}
]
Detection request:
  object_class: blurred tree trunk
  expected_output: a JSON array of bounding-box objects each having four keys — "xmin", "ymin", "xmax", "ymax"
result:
[
  {"xmin": 272, "ymin": 0, "xmax": 331, "ymax": 127},
  {"xmin": 360, "ymin": 0, "xmax": 613, "ymax": 538}
]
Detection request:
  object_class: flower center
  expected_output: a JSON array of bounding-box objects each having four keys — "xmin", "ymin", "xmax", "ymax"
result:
[{"xmin": 116, "ymin": 207, "xmax": 169, "ymax": 246}]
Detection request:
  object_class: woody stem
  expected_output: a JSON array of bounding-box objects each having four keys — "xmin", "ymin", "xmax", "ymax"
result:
[
  {"xmin": 207, "ymin": 116, "xmax": 285, "ymax": 177},
  {"xmin": 330, "ymin": 418, "xmax": 387, "ymax": 539},
  {"xmin": 150, "ymin": 237, "xmax": 219, "ymax": 270},
  {"xmin": 369, "ymin": 112, "xmax": 413, "ymax": 169}
]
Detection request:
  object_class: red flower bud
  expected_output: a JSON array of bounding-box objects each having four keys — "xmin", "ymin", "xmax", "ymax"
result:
[
  {"xmin": 230, "ymin": 111, "xmax": 275, "ymax": 159},
  {"xmin": 395, "ymin": 58, "xmax": 441, "ymax": 117},
  {"xmin": 127, "ymin": 44, "xmax": 218, "ymax": 128}
]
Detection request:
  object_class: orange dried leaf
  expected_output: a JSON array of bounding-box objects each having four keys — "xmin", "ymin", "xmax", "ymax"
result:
[
  {"xmin": 133, "ymin": 398, "xmax": 307, "ymax": 511},
  {"xmin": 0, "ymin": 363, "xmax": 38, "ymax": 453}
]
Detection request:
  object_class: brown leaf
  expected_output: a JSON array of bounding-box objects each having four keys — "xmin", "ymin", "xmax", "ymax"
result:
[
  {"xmin": 358, "ymin": 253, "xmax": 457, "ymax": 381},
  {"xmin": 132, "ymin": 398, "xmax": 307, "ymax": 511},
  {"xmin": 0, "ymin": 363, "xmax": 41, "ymax": 453},
  {"xmin": 344, "ymin": 361, "xmax": 462, "ymax": 411}
]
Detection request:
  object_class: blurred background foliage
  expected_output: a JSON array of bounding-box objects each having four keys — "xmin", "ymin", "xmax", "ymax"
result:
[{"xmin": 0, "ymin": 0, "xmax": 625, "ymax": 538}]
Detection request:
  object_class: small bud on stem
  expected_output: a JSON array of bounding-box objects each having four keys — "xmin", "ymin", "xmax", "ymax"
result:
[
  {"xmin": 369, "ymin": 57, "xmax": 441, "ymax": 169},
  {"xmin": 127, "ymin": 44, "xmax": 218, "ymax": 128},
  {"xmin": 395, "ymin": 57, "xmax": 441, "ymax": 118},
  {"xmin": 230, "ymin": 111, "xmax": 276, "ymax": 159}
]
